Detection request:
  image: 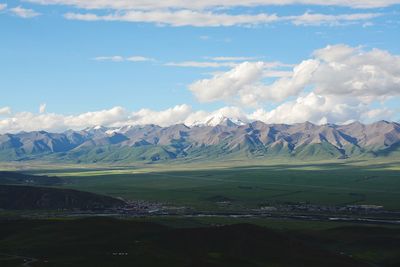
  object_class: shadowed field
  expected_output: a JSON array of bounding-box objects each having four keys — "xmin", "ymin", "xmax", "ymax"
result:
[
  {"xmin": 21, "ymin": 160, "xmax": 399, "ymax": 211},
  {"xmin": 0, "ymin": 217, "xmax": 399, "ymax": 267}
]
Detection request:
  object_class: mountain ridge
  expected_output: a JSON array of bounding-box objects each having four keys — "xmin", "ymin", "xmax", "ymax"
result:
[{"xmin": 0, "ymin": 120, "xmax": 399, "ymax": 163}]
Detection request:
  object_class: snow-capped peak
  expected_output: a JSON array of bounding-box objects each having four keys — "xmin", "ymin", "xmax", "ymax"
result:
[
  {"xmin": 84, "ymin": 125, "xmax": 108, "ymax": 132},
  {"xmin": 190, "ymin": 115, "xmax": 247, "ymax": 127},
  {"xmin": 105, "ymin": 125, "xmax": 135, "ymax": 135}
]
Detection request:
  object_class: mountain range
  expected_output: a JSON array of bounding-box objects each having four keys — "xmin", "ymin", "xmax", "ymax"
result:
[{"xmin": 0, "ymin": 119, "xmax": 399, "ymax": 163}]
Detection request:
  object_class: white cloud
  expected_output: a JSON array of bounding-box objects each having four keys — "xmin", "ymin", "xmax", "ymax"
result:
[
  {"xmin": 0, "ymin": 44, "xmax": 398, "ymax": 133},
  {"xmin": 184, "ymin": 106, "xmax": 248, "ymax": 126},
  {"xmin": 64, "ymin": 10, "xmax": 280, "ymax": 27},
  {"xmin": 64, "ymin": 10, "xmax": 381, "ymax": 27},
  {"xmin": 311, "ymin": 45, "xmax": 400, "ymax": 99},
  {"xmin": 0, "ymin": 105, "xmax": 193, "ymax": 133},
  {"xmin": 0, "ymin": 101, "xmax": 396, "ymax": 133},
  {"xmin": 0, "ymin": 3, "xmax": 7, "ymax": 11},
  {"xmin": 166, "ymin": 59, "xmax": 285, "ymax": 69},
  {"xmin": 189, "ymin": 45, "xmax": 400, "ymax": 106},
  {"xmin": 129, "ymin": 104, "xmax": 193, "ymax": 126},
  {"xmin": 93, "ymin": 56, "xmax": 124, "ymax": 62},
  {"xmin": 189, "ymin": 61, "xmax": 266, "ymax": 103},
  {"xmin": 287, "ymin": 12, "xmax": 381, "ymax": 26},
  {"xmin": 126, "ymin": 56, "xmax": 154, "ymax": 62},
  {"xmin": 39, "ymin": 103, "xmax": 47, "ymax": 114},
  {"xmin": 249, "ymin": 93, "xmax": 399, "ymax": 124},
  {"xmin": 249, "ymin": 93, "xmax": 369, "ymax": 124},
  {"xmin": 9, "ymin": 6, "xmax": 41, "ymax": 18},
  {"xmin": 26, "ymin": 0, "xmax": 400, "ymax": 10},
  {"xmin": 64, "ymin": 106, "xmax": 128, "ymax": 128},
  {"xmin": 188, "ymin": 60, "xmax": 310, "ymax": 105},
  {"xmin": 0, "ymin": 107, "xmax": 11, "ymax": 116},
  {"xmin": 263, "ymin": 70, "xmax": 293, "ymax": 78},
  {"xmin": 93, "ymin": 56, "xmax": 153, "ymax": 62},
  {"xmin": 18, "ymin": 0, "xmax": 391, "ymax": 27},
  {"xmin": 0, "ymin": 106, "xmax": 129, "ymax": 133}
]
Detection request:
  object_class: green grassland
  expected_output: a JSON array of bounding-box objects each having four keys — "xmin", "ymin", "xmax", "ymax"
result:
[{"xmin": 10, "ymin": 158, "xmax": 399, "ymax": 211}]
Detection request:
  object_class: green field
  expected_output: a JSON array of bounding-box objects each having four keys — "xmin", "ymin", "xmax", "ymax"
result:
[{"xmin": 15, "ymin": 159, "xmax": 400, "ymax": 211}]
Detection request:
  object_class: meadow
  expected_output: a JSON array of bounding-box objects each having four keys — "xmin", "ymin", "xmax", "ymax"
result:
[{"xmin": 18, "ymin": 158, "xmax": 400, "ymax": 212}]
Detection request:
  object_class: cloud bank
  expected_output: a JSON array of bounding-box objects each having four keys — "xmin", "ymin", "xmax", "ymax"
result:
[{"xmin": 0, "ymin": 101, "xmax": 395, "ymax": 134}]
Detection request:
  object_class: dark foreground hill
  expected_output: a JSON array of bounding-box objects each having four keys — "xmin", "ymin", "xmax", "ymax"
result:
[
  {"xmin": 0, "ymin": 185, "xmax": 125, "ymax": 210},
  {"xmin": 0, "ymin": 120, "xmax": 399, "ymax": 163},
  {"xmin": 0, "ymin": 171, "xmax": 63, "ymax": 186},
  {"xmin": 2, "ymin": 217, "xmax": 398, "ymax": 267}
]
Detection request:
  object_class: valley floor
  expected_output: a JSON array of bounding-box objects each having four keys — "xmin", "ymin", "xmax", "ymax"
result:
[{"xmin": 0, "ymin": 159, "xmax": 399, "ymax": 266}]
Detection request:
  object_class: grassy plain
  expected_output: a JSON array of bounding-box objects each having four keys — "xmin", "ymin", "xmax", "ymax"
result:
[{"xmin": 8, "ymin": 158, "xmax": 399, "ymax": 211}]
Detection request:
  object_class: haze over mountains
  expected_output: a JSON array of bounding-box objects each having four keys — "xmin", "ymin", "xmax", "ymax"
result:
[{"xmin": 0, "ymin": 119, "xmax": 399, "ymax": 163}]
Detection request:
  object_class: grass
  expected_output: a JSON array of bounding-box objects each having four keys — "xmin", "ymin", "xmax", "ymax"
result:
[{"xmin": 9, "ymin": 158, "xmax": 399, "ymax": 212}]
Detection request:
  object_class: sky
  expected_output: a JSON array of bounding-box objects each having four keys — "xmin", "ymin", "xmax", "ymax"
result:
[{"xmin": 0, "ymin": 0, "xmax": 400, "ymax": 133}]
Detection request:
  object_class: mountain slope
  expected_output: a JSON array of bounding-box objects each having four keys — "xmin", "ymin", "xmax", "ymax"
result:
[{"xmin": 0, "ymin": 121, "xmax": 398, "ymax": 163}]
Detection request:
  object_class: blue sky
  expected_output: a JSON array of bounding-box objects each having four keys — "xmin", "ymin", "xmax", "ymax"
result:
[{"xmin": 0, "ymin": 0, "xmax": 399, "ymax": 132}]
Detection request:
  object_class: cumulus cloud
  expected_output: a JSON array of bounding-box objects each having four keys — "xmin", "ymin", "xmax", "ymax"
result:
[
  {"xmin": 249, "ymin": 93, "xmax": 367, "ymax": 124},
  {"xmin": 311, "ymin": 45, "xmax": 400, "ymax": 99},
  {"xmin": 25, "ymin": 0, "xmax": 400, "ymax": 10},
  {"xmin": 0, "ymin": 105, "xmax": 195, "ymax": 133},
  {"xmin": 129, "ymin": 104, "xmax": 193, "ymax": 126},
  {"xmin": 250, "ymin": 93, "xmax": 399, "ymax": 124},
  {"xmin": 190, "ymin": 61, "xmax": 266, "ymax": 103},
  {"xmin": 188, "ymin": 60, "xmax": 311, "ymax": 105},
  {"xmin": 189, "ymin": 45, "xmax": 400, "ymax": 106},
  {"xmin": 0, "ymin": 3, "xmax": 7, "ymax": 11},
  {"xmin": 9, "ymin": 6, "xmax": 41, "ymax": 18},
  {"xmin": 0, "ymin": 107, "xmax": 128, "ymax": 133}
]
